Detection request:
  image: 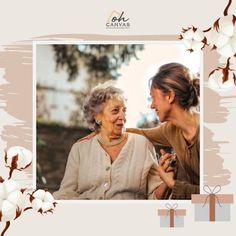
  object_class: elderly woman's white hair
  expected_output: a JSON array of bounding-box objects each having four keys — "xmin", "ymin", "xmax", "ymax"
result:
[{"xmin": 83, "ymin": 80, "xmax": 126, "ymax": 131}]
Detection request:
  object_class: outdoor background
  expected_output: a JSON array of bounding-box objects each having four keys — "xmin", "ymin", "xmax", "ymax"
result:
[{"xmin": 36, "ymin": 43, "xmax": 201, "ymax": 192}]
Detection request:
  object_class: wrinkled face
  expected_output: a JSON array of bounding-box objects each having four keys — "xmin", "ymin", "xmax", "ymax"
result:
[
  {"xmin": 97, "ymin": 97, "xmax": 127, "ymax": 137},
  {"xmin": 150, "ymin": 87, "xmax": 172, "ymax": 122}
]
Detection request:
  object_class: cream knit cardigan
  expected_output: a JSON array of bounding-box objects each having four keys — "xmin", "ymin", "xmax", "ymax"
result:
[{"xmin": 53, "ymin": 133, "xmax": 162, "ymax": 200}]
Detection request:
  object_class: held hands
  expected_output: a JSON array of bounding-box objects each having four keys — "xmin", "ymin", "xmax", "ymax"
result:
[{"xmin": 156, "ymin": 149, "xmax": 177, "ymax": 189}]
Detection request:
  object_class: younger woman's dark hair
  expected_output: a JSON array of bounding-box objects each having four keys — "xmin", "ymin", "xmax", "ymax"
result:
[{"xmin": 150, "ymin": 63, "xmax": 200, "ymax": 110}]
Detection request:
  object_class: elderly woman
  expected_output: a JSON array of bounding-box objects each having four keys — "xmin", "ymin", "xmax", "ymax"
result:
[{"xmin": 53, "ymin": 83, "xmax": 170, "ymax": 200}]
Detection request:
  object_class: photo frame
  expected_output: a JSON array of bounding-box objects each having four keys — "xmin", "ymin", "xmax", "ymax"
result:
[{"xmin": 0, "ymin": 0, "xmax": 235, "ymax": 235}]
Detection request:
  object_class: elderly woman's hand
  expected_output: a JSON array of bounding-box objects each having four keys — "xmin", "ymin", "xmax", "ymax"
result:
[
  {"xmin": 159, "ymin": 149, "xmax": 177, "ymax": 172},
  {"xmin": 156, "ymin": 164, "xmax": 175, "ymax": 189}
]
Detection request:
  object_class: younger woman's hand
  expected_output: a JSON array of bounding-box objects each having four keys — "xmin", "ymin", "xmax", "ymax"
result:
[
  {"xmin": 159, "ymin": 149, "xmax": 177, "ymax": 172},
  {"xmin": 77, "ymin": 132, "xmax": 96, "ymax": 142}
]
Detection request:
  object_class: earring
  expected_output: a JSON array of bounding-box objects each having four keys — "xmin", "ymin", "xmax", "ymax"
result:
[{"xmin": 95, "ymin": 119, "xmax": 102, "ymax": 126}]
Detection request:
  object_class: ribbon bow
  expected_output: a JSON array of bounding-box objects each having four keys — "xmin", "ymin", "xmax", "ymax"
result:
[
  {"xmin": 165, "ymin": 203, "xmax": 178, "ymax": 217},
  {"xmin": 202, "ymin": 185, "xmax": 222, "ymax": 208},
  {"xmin": 165, "ymin": 203, "xmax": 178, "ymax": 210}
]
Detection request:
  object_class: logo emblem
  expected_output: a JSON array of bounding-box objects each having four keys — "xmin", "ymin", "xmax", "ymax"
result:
[{"xmin": 106, "ymin": 11, "xmax": 130, "ymax": 29}]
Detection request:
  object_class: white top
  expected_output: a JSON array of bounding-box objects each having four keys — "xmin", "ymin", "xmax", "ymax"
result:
[{"xmin": 53, "ymin": 133, "xmax": 162, "ymax": 200}]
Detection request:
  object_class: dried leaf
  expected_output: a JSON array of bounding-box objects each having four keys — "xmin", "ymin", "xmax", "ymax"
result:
[
  {"xmin": 209, "ymin": 68, "xmax": 218, "ymax": 77},
  {"xmin": 29, "ymin": 193, "xmax": 35, "ymax": 203},
  {"xmin": 181, "ymin": 27, "xmax": 191, "ymax": 33},
  {"xmin": 192, "ymin": 26, "xmax": 197, "ymax": 32},
  {"xmin": 212, "ymin": 45, "xmax": 217, "ymax": 50},
  {"xmin": 38, "ymin": 209, "xmax": 43, "ymax": 215},
  {"xmin": 233, "ymin": 73, "xmax": 236, "ymax": 84},
  {"xmin": 213, "ymin": 18, "xmax": 220, "ymax": 32},
  {"xmin": 222, "ymin": 68, "xmax": 229, "ymax": 83},
  {"xmin": 201, "ymin": 37, "xmax": 208, "ymax": 48},
  {"xmin": 20, "ymin": 188, "xmax": 27, "ymax": 193},
  {"xmin": 0, "ymin": 176, "xmax": 4, "ymax": 183},
  {"xmin": 4, "ymin": 151, "xmax": 7, "ymax": 164},
  {"xmin": 14, "ymin": 207, "xmax": 22, "ymax": 220},
  {"xmin": 233, "ymin": 15, "xmax": 236, "ymax": 25},
  {"xmin": 24, "ymin": 207, "xmax": 33, "ymax": 212},
  {"xmin": 224, "ymin": 0, "xmax": 232, "ymax": 16},
  {"xmin": 203, "ymin": 27, "xmax": 212, "ymax": 33}
]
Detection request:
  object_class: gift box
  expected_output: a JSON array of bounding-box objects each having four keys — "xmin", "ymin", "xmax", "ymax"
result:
[
  {"xmin": 191, "ymin": 185, "xmax": 234, "ymax": 221},
  {"xmin": 158, "ymin": 204, "xmax": 186, "ymax": 227}
]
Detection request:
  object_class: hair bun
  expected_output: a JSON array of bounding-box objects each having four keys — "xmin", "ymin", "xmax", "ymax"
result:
[{"xmin": 192, "ymin": 78, "xmax": 200, "ymax": 97}]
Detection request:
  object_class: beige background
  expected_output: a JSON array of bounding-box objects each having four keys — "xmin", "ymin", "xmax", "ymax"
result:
[{"xmin": 0, "ymin": 0, "xmax": 236, "ymax": 235}]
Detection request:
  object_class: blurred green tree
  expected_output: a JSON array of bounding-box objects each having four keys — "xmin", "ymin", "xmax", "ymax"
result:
[
  {"xmin": 53, "ymin": 44, "xmax": 144, "ymax": 82},
  {"xmin": 52, "ymin": 44, "xmax": 144, "ymax": 126}
]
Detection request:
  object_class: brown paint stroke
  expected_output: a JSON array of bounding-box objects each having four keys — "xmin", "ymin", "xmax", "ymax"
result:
[
  {"xmin": 203, "ymin": 48, "xmax": 227, "ymax": 121},
  {"xmin": 0, "ymin": 44, "xmax": 33, "ymax": 180},
  {"xmin": 0, "ymin": 44, "xmax": 32, "ymax": 150},
  {"xmin": 0, "ymin": 33, "xmax": 232, "ymax": 189},
  {"xmin": 204, "ymin": 87, "xmax": 229, "ymax": 123},
  {"xmin": 204, "ymin": 127, "xmax": 231, "ymax": 186},
  {"xmin": 203, "ymin": 47, "xmax": 232, "ymax": 186},
  {"xmin": 32, "ymin": 34, "xmax": 178, "ymax": 41}
]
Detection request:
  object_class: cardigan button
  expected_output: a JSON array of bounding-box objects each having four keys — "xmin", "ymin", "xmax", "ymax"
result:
[{"xmin": 106, "ymin": 166, "xmax": 110, "ymax": 171}]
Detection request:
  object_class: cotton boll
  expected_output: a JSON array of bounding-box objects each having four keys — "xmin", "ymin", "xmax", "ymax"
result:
[
  {"xmin": 42, "ymin": 202, "xmax": 53, "ymax": 212},
  {"xmin": 219, "ymin": 15, "xmax": 235, "ymax": 37},
  {"xmin": 193, "ymin": 29, "xmax": 205, "ymax": 41},
  {"xmin": 209, "ymin": 30, "xmax": 229, "ymax": 48},
  {"xmin": 0, "ymin": 180, "xmax": 25, "ymax": 222},
  {"xmin": 183, "ymin": 29, "xmax": 195, "ymax": 40},
  {"xmin": 192, "ymin": 41, "xmax": 204, "ymax": 51},
  {"xmin": 210, "ymin": 15, "xmax": 236, "ymax": 57},
  {"xmin": 1, "ymin": 201, "xmax": 16, "ymax": 222},
  {"xmin": 30, "ymin": 189, "xmax": 56, "ymax": 214},
  {"xmin": 3, "ymin": 180, "xmax": 19, "ymax": 195},
  {"xmin": 0, "ymin": 184, "xmax": 6, "ymax": 199},
  {"xmin": 217, "ymin": 43, "xmax": 235, "ymax": 57},
  {"xmin": 209, "ymin": 70, "xmax": 235, "ymax": 91},
  {"xmin": 33, "ymin": 189, "xmax": 46, "ymax": 200},
  {"xmin": 230, "ymin": 37, "xmax": 236, "ymax": 52},
  {"xmin": 7, "ymin": 190, "xmax": 25, "ymax": 207},
  {"xmin": 180, "ymin": 26, "xmax": 206, "ymax": 52},
  {"xmin": 32, "ymin": 198, "xmax": 43, "ymax": 211},
  {"xmin": 182, "ymin": 39, "xmax": 192, "ymax": 50},
  {"xmin": 44, "ymin": 191, "xmax": 54, "ymax": 203},
  {"xmin": 6, "ymin": 146, "xmax": 32, "ymax": 170}
]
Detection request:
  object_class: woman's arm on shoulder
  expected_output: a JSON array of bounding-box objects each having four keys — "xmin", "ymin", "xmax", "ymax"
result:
[
  {"xmin": 126, "ymin": 125, "xmax": 170, "ymax": 146},
  {"xmin": 77, "ymin": 131, "xmax": 96, "ymax": 142},
  {"xmin": 53, "ymin": 143, "xmax": 80, "ymax": 200}
]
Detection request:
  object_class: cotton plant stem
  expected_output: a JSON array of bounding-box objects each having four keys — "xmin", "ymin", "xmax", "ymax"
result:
[
  {"xmin": 24, "ymin": 207, "xmax": 33, "ymax": 212},
  {"xmin": 224, "ymin": 0, "xmax": 232, "ymax": 16},
  {"xmin": 8, "ymin": 168, "xmax": 15, "ymax": 180},
  {"xmin": 203, "ymin": 27, "xmax": 212, "ymax": 33},
  {"xmin": 1, "ymin": 221, "xmax": 10, "ymax": 236}
]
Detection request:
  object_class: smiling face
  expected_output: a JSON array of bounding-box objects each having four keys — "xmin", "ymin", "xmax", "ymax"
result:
[
  {"xmin": 150, "ymin": 87, "xmax": 173, "ymax": 122},
  {"xmin": 96, "ymin": 97, "xmax": 127, "ymax": 138}
]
